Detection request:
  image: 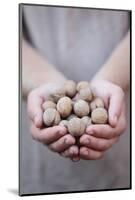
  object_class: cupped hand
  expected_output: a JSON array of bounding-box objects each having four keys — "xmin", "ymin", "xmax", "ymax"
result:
[
  {"xmin": 27, "ymin": 83, "xmax": 75, "ymax": 154},
  {"xmin": 79, "ymin": 80, "xmax": 127, "ymax": 160}
]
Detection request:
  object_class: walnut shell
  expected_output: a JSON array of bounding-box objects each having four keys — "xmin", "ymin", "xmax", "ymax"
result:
[
  {"xmin": 90, "ymin": 101, "xmax": 96, "ymax": 111},
  {"xmin": 90, "ymin": 97, "xmax": 104, "ymax": 111},
  {"xmin": 42, "ymin": 101, "xmax": 56, "ymax": 111},
  {"xmin": 76, "ymin": 81, "xmax": 89, "ymax": 91},
  {"xmin": 91, "ymin": 108, "xmax": 108, "ymax": 124},
  {"xmin": 57, "ymin": 97, "xmax": 72, "ymax": 118},
  {"xmin": 74, "ymin": 99, "xmax": 90, "ymax": 117},
  {"xmin": 43, "ymin": 108, "xmax": 61, "ymax": 127},
  {"xmin": 49, "ymin": 88, "xmax": 65, "ymax": 103},
  {"xmin": 78, "ymin": 87, "xmax": 93, "ymax": 102},
  {"xmin": 81, "ymin": 116, "xmax": 92, "ymax": 127},
  {"xmin": 64, "ymin": 80, "xmax": 76, "ymax": 98},
  {"xmin": 59, "ymin": 120, "xmax": 69, "ymax": 128},
  {"xmin": 68, "ymin": 118, "xmax": 85, "ymax": 137},
  {"xmin": 67, "ymin": 114, "xmax": 77, "ymax": 121}
]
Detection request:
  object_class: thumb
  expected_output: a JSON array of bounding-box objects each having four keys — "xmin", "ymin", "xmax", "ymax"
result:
[
  {"xmin": 27, "ymin": 91, "xmax": 43, "ymax": 128},
  {"xmin": 108, "ymin": 91, "xmax": 124, "ymax": 127}
]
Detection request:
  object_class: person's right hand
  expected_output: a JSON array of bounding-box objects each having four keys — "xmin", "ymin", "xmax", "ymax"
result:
[{"xmin": 27, "ymin": 83, "xmax": 76, "ymax": 154}]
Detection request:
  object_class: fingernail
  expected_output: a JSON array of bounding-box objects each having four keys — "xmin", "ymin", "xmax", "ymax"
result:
[{"xmin": 72, "ymin": 157, "xmax": 80, "ymax": 162}]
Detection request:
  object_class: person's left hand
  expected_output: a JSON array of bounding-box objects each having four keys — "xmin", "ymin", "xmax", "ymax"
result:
[
  {"xmin": 55, "ymin": 80, "xmax": 127, "ymax": 161},
  {"xmin": 78, "ymin": 79, "xmax": 127, "ymax": 160}
]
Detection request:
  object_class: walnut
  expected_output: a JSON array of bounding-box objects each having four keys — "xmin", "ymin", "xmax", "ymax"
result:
[
  {"xmin": 42, "ymin": 101, "xmax": 56, "ymax": 111},
  {"xmin": 64, "ymin": 80, "xmax": 76, "ymax": 98},
  {"xmin": 57, "ymin": 96, "xmax": 72, "ymax": 118},
  {"xmin": 91, "ymin": 107, "xmax": 108, "ymax": 124},
  {"xmin": 81, "ymin": 116, "xmax": 92, "ymax": 127},
  {"xmin": 68, "ymin": 118, "xmax": 86, "ymax": 137},
  {"xmin": 43, "ymin": 108, "xmax": 61, "ymax": 127},
  {"xmin": 74, "ymin": 99, "xmax": 90, "ymax": 117},
  {"xmin": 76, "ymin": 81, "xmax": 89, "ymax": 91}
]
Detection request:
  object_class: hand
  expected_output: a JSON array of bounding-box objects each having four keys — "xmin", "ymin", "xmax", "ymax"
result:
[
  {"xmin": 27, "ymin": 83, "xmax": 75, "ymax": 154},
  {"xmin": 79, "ymin": 80, "xmax": 127, "ymax": 160}
]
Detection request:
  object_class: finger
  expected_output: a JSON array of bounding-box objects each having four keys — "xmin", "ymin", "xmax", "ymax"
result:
[
  {"xmin": 61, "ymin": 146, "xmax": 80, "ymax": 161},
  {"xmin": 108, "ymin": 89, "xmax": 124, "ymax": 127},
  {"xmin": 86, "ymin": 105, "xmax": 126, "ymax": 139},
  {"xmin": 80, "ymin": 147, "xmax": 104, "ymax": 160},
  {"xmin": 80, "ymin": 134, "xmax": 119, "ymax": 151},
  {"xmin": 61, "ymin": 150, "xmax": 80, "ymax": 162},
  {"xmin": 71, "ymin": 156, "xmax": 80, "ymax": 162},
  {"xmin": 61, "ymin": 145, "xmax": 79, "ymax": 157},
  {"xmin": 27, "ymin": 91, "xmax": 44, "ymax": 128},
  {"xmin": 30, "ymin": 124, "xmax": 67, "ymax": 144},
  {"xmin": 49, "ymin": 134, "xmax": 76, "ymax": 153},
  {"xmin": 86, "ymin": 124, "xmax": 115, "ymax": 139},
  {"xmin": 86, "ymin": 108, "xmax": 127, "ymax": 139}
]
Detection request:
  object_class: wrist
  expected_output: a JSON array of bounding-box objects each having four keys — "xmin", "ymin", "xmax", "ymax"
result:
[{"xmin": 91, "ymin": 66, "xmax": 128, "ymax": 92}]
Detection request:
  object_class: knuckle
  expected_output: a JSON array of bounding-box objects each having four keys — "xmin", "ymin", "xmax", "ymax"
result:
[
  {"xmin": 116, "ymin": 86, "xmax": 124, "ymax": 97},
  {"xmin": 94, "ymin": 139, "xmax": 101, "ymax": 149},
  {"xmin": 100, "ymin": 142, "xmax": 108, "ymax": 151},
  {"xmin": 94, "ymin": 139, "xmax": 109, "ymax": 151},
  {"xmin": 30, "ymin": 124, "xmax": 44, "ymax": 143}
]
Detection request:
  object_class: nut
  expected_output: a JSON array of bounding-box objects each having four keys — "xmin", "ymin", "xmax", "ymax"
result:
[
  {"xmin": 42, "ymin": 101, "xmax": 56, "ymax": 111},
  {"xmin": 57, "ymin": 96, "xmax": 72, "ymax": 118},
  {"xmin": 67, "ymin": 114, "xmax": 77, "ymax": 121},
  {"xmin": 59, "ymin": 120, "xmax": 68, "ymax": 128},
  {"xmin": 68, "ymin": 118, "xmax": 85, "ymax": 137},
  {"xmin": 78, "ymin": 87, "xmax": 93, "ymax": 102},
  {"xmin": 95, "ymin": 97, "xmax": 104, "ymax": 107},
  {"xmin": 43, "ymin": 108, "xmax": 61, "ymax": 127},
  {"xmin": 64, "ymin": 80, "xmax": 76, "ymax": 98},
  {"xmin": 81, "ymin": 116, "xmax": 92, "ymax": 127},
  {"xmin": 90, "ymin": 97, "xmax": 104, "ymax": 111},
  {"xmin": 90, "ymin": 101, "xmax": 96, "ymax": 111},
  {"xmin": 91, "ymin": 108, "xmax": 108, "ymax": 124},
  {"xmin": 50, "ymin": 88, "xmax": 65, "ymax": 103},
  {"xmin": 77, "ymin": 81, "xmax": 89, "ymax": 91},
  {"xmin": 74, "ymin": 99, "xmax": 90, "ymax": 117}
]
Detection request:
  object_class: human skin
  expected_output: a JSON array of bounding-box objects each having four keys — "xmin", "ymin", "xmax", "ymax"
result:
[{"xmin": 24, "ymin": 30, "xmax": 130, "ymax": 161}]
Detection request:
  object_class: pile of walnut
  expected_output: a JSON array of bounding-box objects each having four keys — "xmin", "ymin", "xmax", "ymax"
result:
[{"xmin": 42, "ymin": 80, "xmax": 108, "ymax": 137}]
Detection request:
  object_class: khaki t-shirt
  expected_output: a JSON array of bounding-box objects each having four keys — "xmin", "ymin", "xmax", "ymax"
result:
[{"xmin": 20, "ymin": 5, "xmax": 130, "ymax": 194}]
